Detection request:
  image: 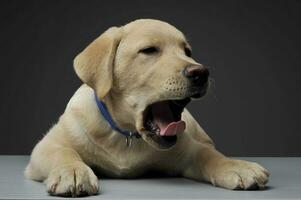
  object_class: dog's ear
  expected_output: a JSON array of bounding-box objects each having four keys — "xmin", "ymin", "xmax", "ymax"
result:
[{"xmin": 74, "ymin": 27, "xmax": 122, "ymax": 99}]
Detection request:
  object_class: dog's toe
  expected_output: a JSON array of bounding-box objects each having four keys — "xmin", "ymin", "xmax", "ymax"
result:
[
  {"xmin": 45, "ymin": 163, "xmax": 99, "ymax": 197},
  {"xmin": 211, "ymin": 159, "xmax": 269, "ymax": 190}
]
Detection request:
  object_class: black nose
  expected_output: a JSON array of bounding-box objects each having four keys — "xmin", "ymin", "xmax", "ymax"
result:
[{"xmin": 183, "ymin": 65, "xmax": 209, "ymax": 86}]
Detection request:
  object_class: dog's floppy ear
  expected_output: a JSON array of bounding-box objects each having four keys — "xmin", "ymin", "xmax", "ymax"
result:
[{"xmin": 74, "ymin": 27, "xmax": 122, "ymax": 99}]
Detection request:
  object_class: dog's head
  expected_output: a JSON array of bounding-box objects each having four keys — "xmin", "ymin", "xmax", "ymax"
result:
[{"xmin": 74, "ymin": 19, "xmax": 209, "ymax": 150}]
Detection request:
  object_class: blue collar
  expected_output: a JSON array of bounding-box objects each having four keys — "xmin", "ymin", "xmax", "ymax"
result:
[{"xmin": 94, "ymin": 92, "xmax": 140, "ymax": 138}]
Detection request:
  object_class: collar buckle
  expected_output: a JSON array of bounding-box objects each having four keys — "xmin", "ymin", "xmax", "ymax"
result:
[{"xmin": 126, "ymin": 132, "xmax": 133, "ymax": 147}]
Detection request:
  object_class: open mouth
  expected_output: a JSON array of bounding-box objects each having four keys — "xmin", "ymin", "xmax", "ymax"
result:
[{"xmin": 141, "ymin": 98, "xmax": 191, "ymax": 149}]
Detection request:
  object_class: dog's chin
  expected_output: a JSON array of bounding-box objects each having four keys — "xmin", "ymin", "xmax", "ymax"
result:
[{"xmin": 141, "ymin": 133, "xmax": 178, "ymax": 150}]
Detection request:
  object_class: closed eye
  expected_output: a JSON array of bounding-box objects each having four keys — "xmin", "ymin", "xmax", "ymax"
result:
[{"xmin": 139, "ymin": 46, "xmax": 159, "ymax": 54}]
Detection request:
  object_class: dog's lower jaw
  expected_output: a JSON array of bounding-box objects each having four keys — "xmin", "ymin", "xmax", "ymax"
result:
[{"xmin": 140, "ymin": 131, "xmax": 178, "ymax": 150}]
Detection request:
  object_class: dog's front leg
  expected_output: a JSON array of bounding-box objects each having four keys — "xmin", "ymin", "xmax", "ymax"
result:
[
  {"xmin": 183, "ymin": 144, "xmax": 270, "ymax": 190},
  {"xmin": 25, "ymin": 133, "xmax": 99, "ymax": 197}
]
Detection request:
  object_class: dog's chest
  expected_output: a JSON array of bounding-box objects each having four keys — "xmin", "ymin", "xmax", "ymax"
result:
[
  {"xmin": 83, "ymin": 141, "xmax": 154, "ymax": 177},
  {"xmin": 107, "ymin": 155, "xmax": 143, "ymax": 177},
  {"xmin": 94, "ymin": 154, "xmax": 150, "ymax": 177}
]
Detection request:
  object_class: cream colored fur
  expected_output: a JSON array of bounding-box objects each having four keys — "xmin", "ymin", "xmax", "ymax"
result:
[{"xmin": 25, "ymin": 19, "xmax": 269, "ymax": 197}]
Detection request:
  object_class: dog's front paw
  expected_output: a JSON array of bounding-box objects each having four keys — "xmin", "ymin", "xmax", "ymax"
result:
[
  {"xmin": 210, "ymin": 159, "xmax": 270, "ymax": 190},
  {"xmin": 45, "ymin": 163, "xmax": 99, "ymax": 197}
]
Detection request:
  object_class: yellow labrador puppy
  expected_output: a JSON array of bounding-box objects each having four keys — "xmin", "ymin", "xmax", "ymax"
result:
[{"xmin": 25, "ymin": 19, "xmax": 269, "ymax": 197}]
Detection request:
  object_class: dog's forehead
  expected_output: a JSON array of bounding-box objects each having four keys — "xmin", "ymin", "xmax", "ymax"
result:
[{"xmin": 123, "ymin": 19, "xmax": 186, "ymax": 43}]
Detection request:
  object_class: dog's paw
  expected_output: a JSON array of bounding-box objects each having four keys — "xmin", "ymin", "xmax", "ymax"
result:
[
  {"xmin": 45, "ymin": 163, "xmax": 99, "ymax": 197},
  {"xmin": 210, "ymin": 159, "xmax": 270, "ymax": 190}
]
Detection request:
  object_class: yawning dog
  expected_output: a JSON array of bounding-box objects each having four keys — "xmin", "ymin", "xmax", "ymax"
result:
[{"xmin": 25, "ymin": 19, "xmax": 269, "ymax": 197}]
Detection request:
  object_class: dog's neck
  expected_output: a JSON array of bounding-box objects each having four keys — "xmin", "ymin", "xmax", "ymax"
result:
[{"xmin": 98, "ymin": 92, "xmax": 139, "ymax": 136}]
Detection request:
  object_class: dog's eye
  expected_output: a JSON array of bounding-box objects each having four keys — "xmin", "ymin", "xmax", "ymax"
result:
[
  {"xmin": 184, "ymin": 47, "xmax": 192, "ymax": 57},
  {"xmin": 139, "ymin": 47, "xmax": 159, "ymax": 54}
]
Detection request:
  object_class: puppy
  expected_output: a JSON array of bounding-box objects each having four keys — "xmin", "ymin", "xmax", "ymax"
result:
[{"xmin": 25, "ymin": 19, "xmax": 269, "ymax": 197}]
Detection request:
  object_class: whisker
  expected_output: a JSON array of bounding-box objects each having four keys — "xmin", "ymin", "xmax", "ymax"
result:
[{"xmin": 208, "ymin": 78, "xmax": 218, "ymax": 102}]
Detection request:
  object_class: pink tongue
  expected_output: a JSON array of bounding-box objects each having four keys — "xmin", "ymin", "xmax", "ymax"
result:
[{"xmin": 152, "ymin": 101, "xmax": 186, "ymax": 136}]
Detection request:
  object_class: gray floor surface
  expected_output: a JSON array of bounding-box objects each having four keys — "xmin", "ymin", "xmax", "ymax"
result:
[{"xmin": 0, "ymin": 156, "xmax": 300, "ymax": 199}]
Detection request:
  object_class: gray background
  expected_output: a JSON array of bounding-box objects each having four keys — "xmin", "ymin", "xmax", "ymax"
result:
[{"xmin": 0, "ymin": 0, "xmax": 300, "ymax": 156}]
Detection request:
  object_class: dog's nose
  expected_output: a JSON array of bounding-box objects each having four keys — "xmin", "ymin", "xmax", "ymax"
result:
[{"xmin": 183, "ymin": 65, "xmax": 209, "ymax": 86}]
